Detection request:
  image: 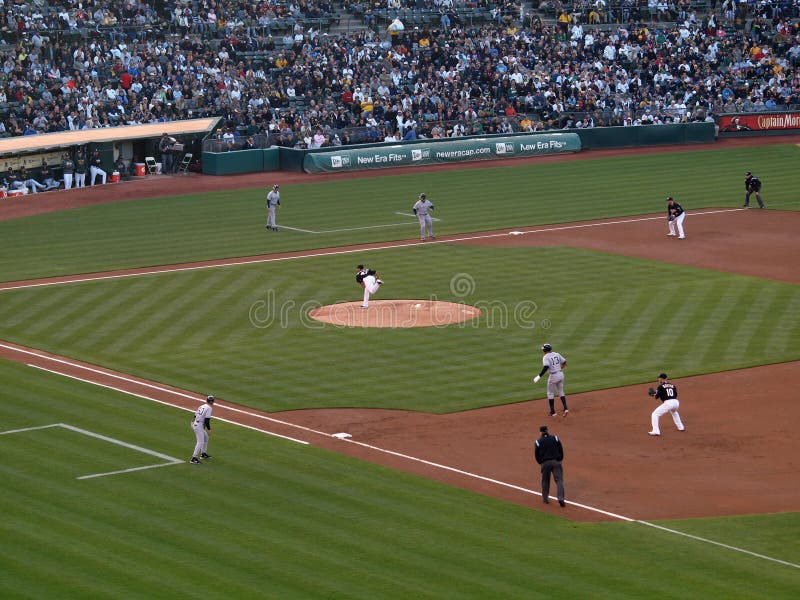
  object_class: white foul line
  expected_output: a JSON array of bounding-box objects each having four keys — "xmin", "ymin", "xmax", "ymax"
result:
[
  {"xmin": 0, "ymin": 421, "xmax": 183, "ymax": 479},
  {"xmin": 0, "ymin": 209, "xmax": 744, "ymax": 292},
  {"xmin": 24, "ymin": 363, "xmax": 309, "ymax": 446},
  {"xmin": 265, "ymin": 213, "xmax": 439, "ymax": 235},
  {"xmin": 6, "ymin": 344, "xmax": 797, "ymax": 569}
]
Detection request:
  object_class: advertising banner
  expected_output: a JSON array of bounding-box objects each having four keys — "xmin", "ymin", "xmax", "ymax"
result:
[
  {"xmin": 718, "ymin": 113, "xmax": 800, "ymax": 133},
  {"xmin": 303, "ymin": 133, "xmax": 581, "ymax": 173}
]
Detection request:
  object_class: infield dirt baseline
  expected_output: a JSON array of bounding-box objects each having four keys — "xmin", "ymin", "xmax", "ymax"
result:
[{"xmin": 279, "ymin": 212, "xmax": 442, "ymax": 234}]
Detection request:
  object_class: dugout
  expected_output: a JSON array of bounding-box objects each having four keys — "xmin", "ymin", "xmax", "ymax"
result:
[{"xmin": 0, "ymin": 118, "xmax": 220, "ymax": 185}]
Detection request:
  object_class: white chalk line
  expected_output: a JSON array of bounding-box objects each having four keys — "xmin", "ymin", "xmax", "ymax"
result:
[
  {"xmin": 0, "ymin": 421, "xmax": 182, "ymax": 479},
  {"xmin": 270, "ymin": 212, "xmax": 440, "ymax": 235},
  {"xmin": 0, "ymin": 208, "xmax": 744, "ymax": 292},
  {"xmin": 5, "ymin": 343, "xmax": 797, "ymax": 569},
  {"xmin": 23, "ymin": 363, "xmax": 309, "ymax": 446},
  {"xmin": 5, "ymin": 206, "xmax": 793, "ymax": 567},
  {"xmin": 395, "ymin": 211, "xmax": 442, "ymax": 221}
]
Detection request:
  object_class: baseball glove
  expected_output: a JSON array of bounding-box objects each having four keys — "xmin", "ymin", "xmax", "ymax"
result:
[{"xmin": 648, "ymin": 387, "xmax": 657, "ymax": 397}]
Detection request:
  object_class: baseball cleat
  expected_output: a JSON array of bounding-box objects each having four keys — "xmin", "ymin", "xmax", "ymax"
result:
[
  {"xmin": 190, "ymin": 457, "xmax": 201, "ymax": 464},
  {"xmin": 647, "ymin": 431, "xmax": 660, "ymax": 436},
  {"xmin": 542, "ymin": 498, "xmax": 549, "ymax": 504},
  {"xmin": 549, "ymin": 412, "xmax": 556, "ymax": 417},
  {"xmin": 667, "ymin": 233, "xmax": 676, "ymax": 236},
  {"xmin": 559, "ymin": 500, "xmax": 566, "ymax": 507},
  {"xmin": 679, "ymin": 236, "xmax": 685, "ymax": 239},
  {"xmin": 200, "ymin": 452, "xmax": 212, "ymax": 459},
  {"xmin": 563, "ymin": 410, "xmax": 569, "ymax": 416}
]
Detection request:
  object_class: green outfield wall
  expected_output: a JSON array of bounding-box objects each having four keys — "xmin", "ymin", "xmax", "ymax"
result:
[
  {"xmin": 202, "ymin": 123, "xmax": 717, "ymax": 175},
  {"xmin": 202, "ymin": 148, "xmax": 280, "ymax": 175},
  {"xmin": 302, "ymin": 133, "xmax": 581, "ymax": 173}
]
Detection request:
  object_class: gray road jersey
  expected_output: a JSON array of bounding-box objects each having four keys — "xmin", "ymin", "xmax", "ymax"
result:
[
  {"xmin": 267, "ymin": 190, "xmax": 280, "ymax": 208},
  {"xmin": 542, "ymin": 351, "xmax": 566, "ymax": 374},
  {"xmin": 413, "ymin": 199, "xmax": 433, "ymax": 216}
]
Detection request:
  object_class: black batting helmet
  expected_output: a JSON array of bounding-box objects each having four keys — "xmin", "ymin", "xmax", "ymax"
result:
[{"xmin": 542, "ymin": 343, "xmax": 552, "ymax": 352}]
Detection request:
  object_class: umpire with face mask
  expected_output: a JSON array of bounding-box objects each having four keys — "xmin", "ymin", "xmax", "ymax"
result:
[{"xmin": 535, "ymin": 425, "xmax": 565, "ymax": 507}]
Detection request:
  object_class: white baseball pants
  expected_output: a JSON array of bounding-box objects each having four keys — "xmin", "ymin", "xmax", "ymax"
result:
[
  {"xmin": 362, "ymin": 275, "xmax": 381, "ymax": 307},
  {"xmin": 668, "ymin": 213, "xmax": 686, "ymax": 238},
  {"xmin": 651, "ymin": 399, "xmax": 684, "ymax": 434},
  {"xmin": 90, "ymin": 165, "xmax": 107, "ymax": 185}
]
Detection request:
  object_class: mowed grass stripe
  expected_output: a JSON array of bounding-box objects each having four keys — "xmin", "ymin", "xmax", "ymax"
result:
[
  {"xmin": 2, "ymin": 246, "xmax": 798, "ymax": 412},
  {"xmin": 3, "ymin": 360, "xmax": 799, "ymax": 598},
  {"xmin": 3, "ymin": 145, "xmax": 799, "ymax": 282}
]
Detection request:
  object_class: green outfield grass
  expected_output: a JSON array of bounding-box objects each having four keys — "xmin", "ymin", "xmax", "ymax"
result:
[
  {"xmin": 0, "ymin": 245, "xmax": 798, "ymax": 413},
  {"xmin": 1, "ymin": 359, "xmax": 798, "ymax": 600},
  {"xmin": 1, "ymin": 144, "xmax": 798, "ymax": 282},
  {"xmin": 2, "ymin": 142, "xmax": 799, "ymax": 598}
]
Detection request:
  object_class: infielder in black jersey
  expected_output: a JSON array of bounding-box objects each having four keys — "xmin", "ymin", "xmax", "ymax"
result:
[
  {"xmin": 666, "ymin": 197, "xmax": 686, "ymax": 239},
  {"xmin": 648, "ymin": 373, "xmax": 685, "ymax": 436},
  {"xmin": 744, "ymin": 172, "xmax": 765, "ymax": 208}
]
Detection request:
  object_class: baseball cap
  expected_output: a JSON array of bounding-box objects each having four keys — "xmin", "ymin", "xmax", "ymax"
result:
[
  {"xmin": 272, "ymin": 184, "xmax": 279, "ymax": 189},
  {"xmin": 658, "ymin": 373, "xmax": 668, "ymax": 379},
  {"xmin": 666, "ymin": 196, "xmax": 673, "ymax": 201},
  {"xmin": 206, "ymin": 395, "xmax": 215, "ymax": 403},
  {"xmin": 745, "ymin": 171, "xmax": 752, "ymax": 176},
  {"xmin": 539, "ymin": 425, "xmax": 548, "ymax": 433}
]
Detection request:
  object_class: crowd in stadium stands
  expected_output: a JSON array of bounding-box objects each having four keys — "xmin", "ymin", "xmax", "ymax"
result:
[{"xmin": 0, "ymin": 0, "xmax": 798, "ymax": 149}]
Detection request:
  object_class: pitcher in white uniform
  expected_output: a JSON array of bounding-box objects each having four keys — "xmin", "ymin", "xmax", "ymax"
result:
[
  {"xmin": 361, "ymin": 269, "xmax": 383, "ymax": 308},
  {"xmin": 190, "ymin": 395, "xmax": 215, "ymax": 464},
  {"xmin": 533, "ymin": 343, "xmax": 569, "ymax": 417}
]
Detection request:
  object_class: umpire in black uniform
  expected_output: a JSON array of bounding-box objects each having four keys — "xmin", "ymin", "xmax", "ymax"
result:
[
  {"xmin": 744, "ymin": 172, "xmax": 765, "ymax": 208},
  {"xmin": 535, "ymin": 425, "xmax": 565, "ymax": 507}
]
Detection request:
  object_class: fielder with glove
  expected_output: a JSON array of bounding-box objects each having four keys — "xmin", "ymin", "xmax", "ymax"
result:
[
  {"xmin": 665, "ymin": 196, "xmax": 686, "ymax": 239},
  {"xmin": 647, "ymin": 373, "xmax": 685, "ymax": 436}
]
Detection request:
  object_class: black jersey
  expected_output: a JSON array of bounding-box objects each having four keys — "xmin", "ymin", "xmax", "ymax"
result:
[
  {"xmin": 356, "ymin": 268, "xmax": 375, "ymax": 284},
  {"xmin": 655, "ymin": 382, "xmax": 678, "ymax": 402},
  {"xmin": 535, "ymin": 433, "xmax": 564, "ymax": 464},
  {"xmin": 745, "ymin": 176, "xmax": 761, "ymax": 192},
  {"xmin": 668, "ymin": 202, "xmax": 684, "ymax": 217}
]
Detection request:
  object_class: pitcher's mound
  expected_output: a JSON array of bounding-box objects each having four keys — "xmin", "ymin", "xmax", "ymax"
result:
[{"xmin": 308, "ymin": 300, "xmax": 482, "ymax": 328}]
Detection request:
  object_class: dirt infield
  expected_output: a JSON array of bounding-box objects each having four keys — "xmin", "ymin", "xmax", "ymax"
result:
[
  {"xmin": 1, "ymin": 338, "xmax": 797, "ymax": 522},
  {"xmin": 1, "ymin": 135, "xmax": 797, "ymax": 522}
]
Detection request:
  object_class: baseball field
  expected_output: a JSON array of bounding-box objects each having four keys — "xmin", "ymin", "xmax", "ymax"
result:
[{"xmin": 1, "ymin": 138, "xmax": 798, "ymax": 598}]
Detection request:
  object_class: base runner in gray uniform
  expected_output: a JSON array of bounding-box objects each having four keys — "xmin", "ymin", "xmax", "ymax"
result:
[
  {"xmin": 413, "ymin": 193, "xmax": 435, "ymax": 241},
  {"xmin": 533, "ymin": 343, "xmax": 569, "ymax": 417},
  {"xmin": 266, "ymin": 184, "xmax": 280, "ymax": 231}
]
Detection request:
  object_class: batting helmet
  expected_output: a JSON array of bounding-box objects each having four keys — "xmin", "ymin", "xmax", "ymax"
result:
[
  {"xmin": 542, "ymin": 343, "xmax": 552, "ymax": 352},
  {"xmin": 206, "ymin": 395, "xmax": 215, "ymax": 403}
]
